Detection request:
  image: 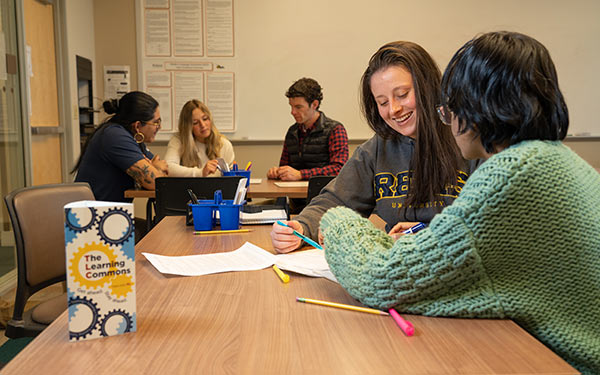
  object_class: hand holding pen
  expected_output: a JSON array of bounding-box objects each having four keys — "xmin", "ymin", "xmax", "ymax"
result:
[
  {"xmin": 276, "ymin": 221, "xmax": 323, "ymax": 250},
  {"xmin": 388, "ymin": 222, "xmax": 427, "ymax": 239},
  {"xmin": 271, "ymin": 220, "xmax": 315, "ymax": 253}
]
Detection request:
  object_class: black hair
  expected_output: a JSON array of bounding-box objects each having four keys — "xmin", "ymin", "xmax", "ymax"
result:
[
  {"xmin": 441, "ymin": 31, "xmax": 569, "ymax": 152},
  {"xmin": 360, "ymin": 41, "xmax": 464, "ymax": 211},
  {"xmin": 285, "ymin": 78, "xmax": 323, "ymax": 110},
  {"xmin": 71, "ymin": 91, "xmax": 159, "ymax": 173}
]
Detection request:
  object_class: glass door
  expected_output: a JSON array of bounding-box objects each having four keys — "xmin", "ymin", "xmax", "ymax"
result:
[{"xmin": 0, "ymin": 0, "xmax": 26, "ymax": 283}]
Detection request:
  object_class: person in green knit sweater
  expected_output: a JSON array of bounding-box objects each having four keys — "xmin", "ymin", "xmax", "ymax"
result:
[{"xmin": 320, "ymin": 31, "xmax": 599, "ymax": 374}]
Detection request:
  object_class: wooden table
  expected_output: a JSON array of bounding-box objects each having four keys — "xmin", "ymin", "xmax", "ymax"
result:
[
  {"xmin": 246, "ymin": 179, "xmax": 308, "ymax": 198},
  {"xmin": 124, "ymin": 179, "xmax": 309, "ymax": 200},
  {"xmin": 2, "ymin": 217, "xmax": 576, "ymax": 374}
]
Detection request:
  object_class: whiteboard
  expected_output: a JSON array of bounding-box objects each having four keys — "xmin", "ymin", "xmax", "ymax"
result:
[{"xmin": 138, "ymin": 0, "xmax": 600, "ymax": 140}]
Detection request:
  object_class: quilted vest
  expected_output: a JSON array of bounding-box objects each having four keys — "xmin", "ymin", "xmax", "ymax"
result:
[{"xmin": 284, "ymin": 112, "xmax": 339, "ymax": 170}]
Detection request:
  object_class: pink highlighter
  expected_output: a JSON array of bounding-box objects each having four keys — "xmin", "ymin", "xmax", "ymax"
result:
[{"xmin": 389, "ymin": 308, "xmax": 414, "ymax": 336}]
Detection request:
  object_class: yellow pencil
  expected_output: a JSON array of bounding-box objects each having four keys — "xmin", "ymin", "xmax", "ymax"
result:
[
  {"xmin": 296, "ymin": 297, "xmax": 389, "ymax": 316},
  {"xmin": 272, "ymin": 265, "xmax": 290, "ymax": 283},
  {"xmin": 194, "ymin": 229, "xmax": 251, "ymax": 235}
]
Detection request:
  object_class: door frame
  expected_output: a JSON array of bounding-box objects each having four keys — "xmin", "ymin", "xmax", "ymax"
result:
[
  {"xmin": 0, "ymin": 0, "xmax": 69, "ymax": 295},
  {"xmin": 15, "ymin": 0, "xmax": 70, "ymax": 186}
]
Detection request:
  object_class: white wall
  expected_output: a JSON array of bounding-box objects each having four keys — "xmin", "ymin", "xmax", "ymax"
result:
[
  {"xmin": 62, "ymin": 0, "xmax": 96, "ymax": 172},
  {"xmin": 231, "ymin": 0, "xmax": 600, "ymax": 139}
]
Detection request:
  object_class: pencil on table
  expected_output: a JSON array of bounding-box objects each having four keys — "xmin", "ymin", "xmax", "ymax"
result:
[
  {"xmin": 296, "ymin": 297, "xmax": 388, "ymax": 316},
  {"xmin": 194, "ymin": 229, "xmax": 251, "ymax": 235}
]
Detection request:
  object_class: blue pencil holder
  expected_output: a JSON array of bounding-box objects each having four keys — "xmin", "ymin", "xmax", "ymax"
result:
[
  {"xmin": 223, "ymin": 170, "xmax": 251, "ymax": 187},
  {"xmin": 218, "ymin": 200, "xmax": 243, "ymax": 230},
  {"xmin": 190, "ymin": 200, "xmax": 218, "ymax": 231}
]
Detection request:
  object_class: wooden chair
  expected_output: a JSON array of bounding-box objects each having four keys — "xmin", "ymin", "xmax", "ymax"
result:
[
  {"xmin": 306, "ymin": 176, "xmax": 336, "ymax": 204},
  {"xmin": 3, "ymin": 183, "xmax": 95, "ymax": 338},
  {"xmin": 154, "ymin": 176, "xmax": 243, "ymax": 225}
]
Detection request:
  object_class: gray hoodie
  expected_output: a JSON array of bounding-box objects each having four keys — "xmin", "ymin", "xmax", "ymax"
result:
[{"xmin": 297, "ymin": 134, "xmax": 481, "ymax": 239}]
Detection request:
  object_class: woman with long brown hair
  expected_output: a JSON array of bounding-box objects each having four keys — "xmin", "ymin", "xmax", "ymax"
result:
[{"xmin": 271, "ymin": 41, "xmax": 480, "ymax": 253}]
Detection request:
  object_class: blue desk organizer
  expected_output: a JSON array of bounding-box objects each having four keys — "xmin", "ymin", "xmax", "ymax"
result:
[{"xmin": 189, "ymin": 190, "xmax": 244, "ymax": 231}]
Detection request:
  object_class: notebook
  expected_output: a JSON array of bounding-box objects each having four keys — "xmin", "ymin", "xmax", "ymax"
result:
[{"xmin": 240, "ymin": 209, "xmax": 288, "ymax": 224}]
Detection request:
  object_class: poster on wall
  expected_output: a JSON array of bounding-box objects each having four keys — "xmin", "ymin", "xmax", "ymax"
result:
[
  {"xmin": 104, "ymin": 66, "xmax": 131, "ymax": 100},
  {"xmin": 136, "ymin": 0, "xmax": 236, "ymax": 138}
]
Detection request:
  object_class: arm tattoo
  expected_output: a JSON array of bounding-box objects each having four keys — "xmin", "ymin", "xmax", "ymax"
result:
[{"xmin": 127, "ymin": 161, "xmax": 157, "ymax": 187}]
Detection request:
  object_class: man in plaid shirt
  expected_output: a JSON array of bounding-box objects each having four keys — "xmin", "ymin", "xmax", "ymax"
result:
[{"xmin": 267, "ymin": 78, "xmax": 349, "ymax": 181}]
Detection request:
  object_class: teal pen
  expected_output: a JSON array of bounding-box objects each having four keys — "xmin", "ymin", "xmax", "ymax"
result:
[{"xmin": 276, "ymin": 220, "xmax": 323, "ymax": 250}]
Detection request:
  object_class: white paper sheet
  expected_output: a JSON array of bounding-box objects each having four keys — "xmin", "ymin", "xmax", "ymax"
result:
[
  {"xmin": 275, "ymin": 249, "xmax": 337, "ymax": 282},
  {"xmin": 142, "ymin": 242, "xmax": 337, "ymax": 282},
  {"xmin": 205, "ymin": 0, "xmax": 233, "ymax": 56},
  {"xmin": 142, "ymin": 242, "xmax": 275, "ymax": 276},
  {"xmin": 249, "ymin": 178, "xmax": 262, "ymax": 184},
  {"xmin": 104, "ymin": 65, "xmax": 130, "ymax": 100},
  {"xmin": 274, "ymin": 181, "xmax": 309, "ymax": 188}
]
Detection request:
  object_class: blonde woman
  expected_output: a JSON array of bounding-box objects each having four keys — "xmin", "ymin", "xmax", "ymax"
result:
[{"xmin": 165, "ymin": 99, "xmax": 235, "ymax": 176}]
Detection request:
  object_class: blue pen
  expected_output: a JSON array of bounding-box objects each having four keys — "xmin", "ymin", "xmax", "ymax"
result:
[
  {"xmin": 402, "ymin": 222, "xmax": 427, "ymax": 234},
  {"xmin": 276, "ymin": 220, "xmax": 323, "ymax": 250}
]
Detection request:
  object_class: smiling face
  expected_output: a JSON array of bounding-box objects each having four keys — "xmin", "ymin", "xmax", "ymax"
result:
[
  {"xmin": 191, "ymin": 108, "xmax": 212, "ymax": 142},
  {"xmin": 137, "ymin": 107, "xmax": 161, "ymax": 143},
  {"xmin": 370, "ymin": 66, "xmax": 418, "ymax": 138}
]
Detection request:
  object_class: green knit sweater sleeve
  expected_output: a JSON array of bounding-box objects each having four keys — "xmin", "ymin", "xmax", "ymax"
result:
[{"xmin": 320, "ymin": 206, "xmax": 503, "ymax": 316}]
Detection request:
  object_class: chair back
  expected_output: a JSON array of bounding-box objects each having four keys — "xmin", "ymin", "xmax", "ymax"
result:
[
  {"xmin": 4, "ymin": 183, "xmax": 95, "ymax": 290},
  {"xmin": 154, "ymin": 176, "xmax": 243, "ymax": 223},
  {"xmin": 306, "ymin": 176, "xmax": 335, "ymax": 204}
]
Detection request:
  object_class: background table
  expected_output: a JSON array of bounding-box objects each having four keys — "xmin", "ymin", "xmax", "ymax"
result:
[
  {"xmin": 124, "ymin": 179, "xmax": 309, "ymax": 200},
  {"xmin": 125, "ymin": 179, "xmax": 307, "ymax": 230},
  {"xmin": 1, "ymin": 217, "xmax": 576, "ymax": 374}
]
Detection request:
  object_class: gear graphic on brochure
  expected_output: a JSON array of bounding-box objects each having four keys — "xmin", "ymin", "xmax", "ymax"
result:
[
  {"xmin": 65, "ymin": 207, "xmax": 98, "ymax": 233},
  {"xmin": 97, "ymin": 207, "xmax": 134, "ymax": 246},
  {"xmin": 69, "ymin": 295, "xmax": 100, "ymax": 340},
  {"xmin": 69, "ymin": 242, "xmax": 118, "ymax": 289},
  {"xmin": 109, "ymin": 274, "xmax": 134, "ymax": 298},
  {"xmin": 99, "ymin": 309, "xmax": 133, "ymax": 337}
]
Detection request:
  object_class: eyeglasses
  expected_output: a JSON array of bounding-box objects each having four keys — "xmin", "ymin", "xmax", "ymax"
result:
[
  {"xmin": 436, "ymin": 105, "xmax": 453, "ymax": 126},
  {"xmin": 144, "ymin": 118, "xmax": 162, "ymax": 129}
]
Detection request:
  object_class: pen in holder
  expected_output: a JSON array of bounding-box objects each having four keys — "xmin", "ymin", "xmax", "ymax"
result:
[{"xmin": 185, "ymin": 189, "xmax": 199, "ymax": 226}]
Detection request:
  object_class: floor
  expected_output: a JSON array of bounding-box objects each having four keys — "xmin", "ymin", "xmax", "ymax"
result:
[{"xmin": 0, "ymin": 283, "xmax": 64, "ymax": 347}]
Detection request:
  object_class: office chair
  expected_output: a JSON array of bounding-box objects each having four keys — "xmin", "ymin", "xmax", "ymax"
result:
[
  {"xmin": 306, "ymin": 176, "xmax": 336, "ymax": 204},
  {"xmin": 4, "ymin": 183, "xmax": 95, "ymax": 338},
  {"xmin": 154, "ymin": 176, "xmax": 243, "ymax": 224}
]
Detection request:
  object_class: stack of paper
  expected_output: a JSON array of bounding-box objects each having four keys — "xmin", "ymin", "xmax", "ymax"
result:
[
  {"xmin": 241, "ymin": 209, "xmax": 287, "ymax": 224},
  {"xmin": 274, "ymin": 181, "xmax": 309, "ymax": 188}
]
